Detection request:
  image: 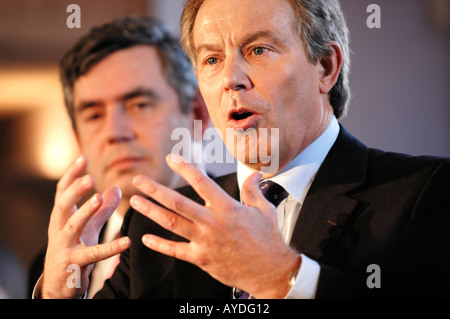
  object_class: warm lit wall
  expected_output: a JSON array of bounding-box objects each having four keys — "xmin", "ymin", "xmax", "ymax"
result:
[
  {"xmin": 0, "ymin": 0, "xmax": 156, "ymax": 298},
  {"xmin": 0, "ymin": 66, "xmax": 78, "ymax": 179}
]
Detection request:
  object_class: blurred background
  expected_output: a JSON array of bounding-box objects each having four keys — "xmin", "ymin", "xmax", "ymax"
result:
[{"xmin": 0, "ymin": 0, "xmax": 448, "ymax": 298}]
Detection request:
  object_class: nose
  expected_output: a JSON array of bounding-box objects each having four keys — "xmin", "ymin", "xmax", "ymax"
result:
[
  {"xmin": 104, "ymin": 105, "xmax": 136, "ymax": 143},
  {"xmin": 222, "ymin": 55, "xmax": 252, "ymax": 92}
]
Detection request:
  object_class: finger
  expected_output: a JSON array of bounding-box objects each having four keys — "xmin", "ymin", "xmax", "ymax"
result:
[
  {"xmin": 64, "ymin": 192, "xmax": 103, "ymax": 239},
  {"xmin": 142, "ymin": 234, "xmax": 190, "ymax": 262},
  {"xmin": 56, "ymin": 155, "xmax": 88, "ymax": 196},
  {"xmin": 65, "ymin": 186, "xmax": 121, "ymax": 242},
  {"xmin": 50, "ymin": 173, "xmax": 96, "ymax": 231},
  {"xmin": 55, "ymin": 174, "xmax": 96, "ymax": 219},
  {"xmin": 89, "ymin": 186, "xmax": 122, "ymax": 232},
  {"xmin": 132, "ymin": 174, "xmax": 206, "ymax": 224},
  {"xmin": 130, "ymin": 194, "xmax": 195, "ymax": 240},
  {"xmin": 72, "ymin": 236, "xmax": 131, "ymax": 266},
  {"xmin": 165, "ymin": 153, "xmax": 231, "ymax": 208}
]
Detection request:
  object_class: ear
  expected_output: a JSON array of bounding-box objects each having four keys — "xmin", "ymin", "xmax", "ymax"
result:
[
  {"xmin": 189, "ymin": 88, "xmax": 211, "ymax": 136},
  {"xmin": 317, "ymin": 41, "xmax": 343, "ymax": 95}
]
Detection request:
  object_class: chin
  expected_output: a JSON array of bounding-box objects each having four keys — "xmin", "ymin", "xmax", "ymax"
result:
[{"xmin": 103, "ymin": 174, "xmax": 135, "ymax": 198}]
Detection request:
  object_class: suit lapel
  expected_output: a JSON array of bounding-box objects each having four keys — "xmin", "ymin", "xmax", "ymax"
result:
[
  {"xmin": 173, "ymin": 172, "xmax": 239, "ymax": 298},
  {"xmin": 171, "ymin": 128, "xmax": 368, "ymax": 295},
  {"xmin": 289, "ymin": 126, "xmax": 369, "ymax": 264}
]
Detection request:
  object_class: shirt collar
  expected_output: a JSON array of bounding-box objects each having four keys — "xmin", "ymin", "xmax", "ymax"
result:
[
  {"xmin": 101, "ymin": 210, "xmax": 124, "ymax": 244},
  {"xmin": 237, "ymin": 115, "xmax": 340, "ymax": 203}
]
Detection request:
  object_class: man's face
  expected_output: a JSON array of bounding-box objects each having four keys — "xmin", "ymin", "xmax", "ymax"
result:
[
  {"xmin": 73, "ymin": 45, "xmax": 193, "ymax": 199},
  {"xmin": 193, "ymin": 0, "xmax": 333, "ymax": 174}
]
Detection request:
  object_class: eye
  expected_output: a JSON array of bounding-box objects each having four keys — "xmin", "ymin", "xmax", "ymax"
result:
[
  {"xmin": 133, "ymin": 102, "xmax": 149, "ymax": 109},
  {"xmin": 252, "ymin": 47, "xmax": 267, "ymax": 56},
  {"xmin": 81, "ymin": 108, "xmax": 103, "ymax": 122},
  {"xmin": 128, "ymin": 101, "xmax": 154, "ymax": 113},
  {"xmin": 88, "ymin": 113, "xmax": 101, "ymax": 120},
  {"xmin": 207, "ymin": 57, "xmax": 218, "ymax": 65}
]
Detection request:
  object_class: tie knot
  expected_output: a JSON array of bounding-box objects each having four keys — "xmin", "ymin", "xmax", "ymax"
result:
[{"xmin": 259, "ymin": 180, "xmax": 289, "ymax": 207}]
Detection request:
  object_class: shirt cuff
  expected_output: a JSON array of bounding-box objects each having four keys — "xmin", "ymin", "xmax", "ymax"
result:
[
  {"xmin": 284, "ymin": 254, "xmax": 320, "ymax": 299},
  {"xmin": 31, "ymin": 274, "xmax": 87, "ymax": 299},
  {"xmin": 32, "ymin": 275, "xmax": 44, "ymax": 299}
]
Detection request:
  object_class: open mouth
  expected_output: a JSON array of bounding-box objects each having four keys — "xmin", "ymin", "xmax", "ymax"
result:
[
  {"xmin": 231, "ymin": 110, "xmax": 254, "ymax": 121},
  {"xmin": 227, "ymin": 108, "xmax": 260, "ymax": 129}
]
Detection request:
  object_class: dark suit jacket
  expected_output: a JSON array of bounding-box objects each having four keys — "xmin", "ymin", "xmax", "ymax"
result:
[{"xmin": 96, "ymin": 126, "xmax": 450, "ymax": 299}]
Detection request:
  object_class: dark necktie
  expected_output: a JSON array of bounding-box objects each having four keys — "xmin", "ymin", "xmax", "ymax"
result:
[
  {"xmin": 259, "ymin": 180, "xmax": 289, "ymax": 207},
  {"xmin": 233, "ymin": 180, "xmax": 289, "ymax": 299}
]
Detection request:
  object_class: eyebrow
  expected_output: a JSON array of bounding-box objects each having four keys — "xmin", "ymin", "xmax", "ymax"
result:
[
  {"xmin": 195, "ymin": 43, "xmax": 221, "ymax": 57},
  {"xmin": 195, "ymin": 30, "xmax": 284, "ymax": 56},
  {"xmin": 122, "ymin": 87, "xmax": 160, "ymax": 101},
  {"xmin": 76, "ymin": 87, "xmax": 160, "ymax": 113},
  {"xmin": 238, "ymin": 30, "xmax": 284, "ymax": 49}
]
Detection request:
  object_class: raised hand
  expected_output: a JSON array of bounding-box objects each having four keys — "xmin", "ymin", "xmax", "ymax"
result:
[
  {"xmin": 130, "ymin": 154, "xmax": 300, "ymax": 299},
  {"xmin": 41, "ymin": 155, "xmax": 130, "ymax": 299}
]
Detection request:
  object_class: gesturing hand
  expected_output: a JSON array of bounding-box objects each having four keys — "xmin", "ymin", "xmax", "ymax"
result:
[
  {"xmin": 41, "ymin": 155, "xmax": 130, "ymax": 299},
  {"xmin": 130, "ymin": 154, "xmax": 300, "ymax": 299}
]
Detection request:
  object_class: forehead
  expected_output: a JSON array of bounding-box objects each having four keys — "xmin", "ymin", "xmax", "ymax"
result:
[
  {"xmin": 193, "ymin": 0, "xmax": 297, "ymax": 49},
  {"xmin": 72, "ymin": 45, "xmax": 175, "ymax": 105}
]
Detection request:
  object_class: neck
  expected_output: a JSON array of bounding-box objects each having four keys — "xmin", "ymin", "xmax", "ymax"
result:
[
  {"xmin": 116, "ymin": 199, "xmax": 131, "ymax": 217},
  {"xmin": 243, "ymin": 109, "xmax": 335, "ymax": 178}
]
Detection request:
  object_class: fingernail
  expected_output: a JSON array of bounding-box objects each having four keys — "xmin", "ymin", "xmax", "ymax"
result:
[
  {"xmin": 250, "ymin": 171, "xmax": 263, "ymax": 185},
  {"xmin": 142, "ymin": 235, "xmax": 152, "ymax": 246},
  {"xmin": 166, "ymin": 153, "xmax": 184, "ymax": 165},
  {"xmin": 119, "ymin": 237, "xmax": 131, "ymax": 247},
  {"xmin": 90, "ymin": 194, "xmax": 100, "ymax": 206},
  {"xmin": 133, "ymin": 175, "xmax": 146, "ymax": 188},
  {"xmin": 130, "ymin": 195, "xmax": 143, "ymax": 209},
  {"xmin": 75, "ymin": 155, "xmax": 85, "ymax": 166},
  {"xmin": 82, "ymin": 175, "xmax": 93, "ymax": 187}
]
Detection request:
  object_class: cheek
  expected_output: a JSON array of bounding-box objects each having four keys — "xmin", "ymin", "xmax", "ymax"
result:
[
  {"xmin": 77, "ymin": 133, "xmax": 100, "ymax": 164},
  {"xmin": 265, "ymin": 68, "xmax": 318, "ymax": 143},
  {"xmin": 276, "ymin": 67, "xmax": 318, "ymax": 119},
  {"xmin": 139, "ymin": 123, "xmax": 168, "ymax": 154},
  {"xmin": 206, "ymin": 104, "xmax": 224, "ymax": 133},
  {"xmin": 199, "ymin": 82, "xmax": 224, "ymax": 122},
  {"xmin": 144, "ymin": 114, "xmax": 192, "ymax": 152}
]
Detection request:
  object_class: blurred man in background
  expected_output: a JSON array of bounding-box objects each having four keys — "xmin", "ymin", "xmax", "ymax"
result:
[{"xmin": 30, "ymin": 16, "xmax": 209, "ymax": 298}]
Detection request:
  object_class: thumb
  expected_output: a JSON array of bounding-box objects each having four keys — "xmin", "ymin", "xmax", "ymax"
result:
[
  {"xmin": 81, "ymin": 186, "xmax": 121, "ymax": 247},
  {"xmin": 240, "ymin": 171, "xmax": 267, "ymax": 208},
  {"xmin": 93, "ymin": 186, "xmax": 122, "ymax": 231}
]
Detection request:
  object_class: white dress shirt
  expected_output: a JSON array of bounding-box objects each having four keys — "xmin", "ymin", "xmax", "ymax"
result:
[
  {"xmin": 237, "ymin": 115, "xmax": 340, "ymax": 298},
  {"xmin": 86, "ymin": 211, "xmax": 123, "ymax": 299}
]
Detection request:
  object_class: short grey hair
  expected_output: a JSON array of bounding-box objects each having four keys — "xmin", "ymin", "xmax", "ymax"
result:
[{"xmin": 180, "ymin": 0, "xmax": 351, "ymax": 118}]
